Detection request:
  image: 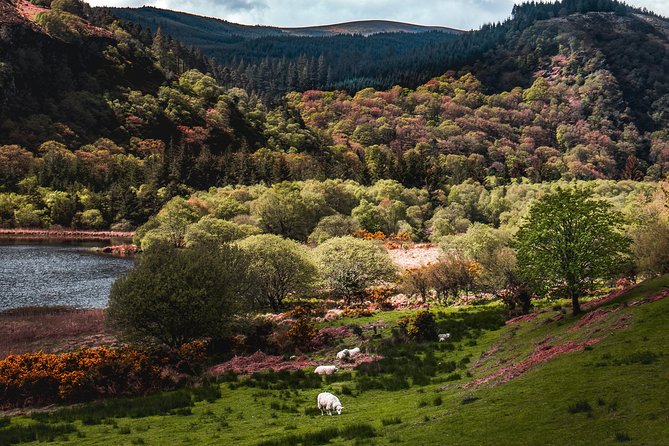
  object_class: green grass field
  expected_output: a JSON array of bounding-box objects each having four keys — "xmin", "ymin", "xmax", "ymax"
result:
[{"xmin": 3, "ymin": 276, "xmax": 669, "ymax": 445}]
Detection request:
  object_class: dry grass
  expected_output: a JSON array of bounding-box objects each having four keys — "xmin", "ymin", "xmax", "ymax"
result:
[{"xmin": 0, "ymin": 306, "xmax": 116, "ymax": 358}]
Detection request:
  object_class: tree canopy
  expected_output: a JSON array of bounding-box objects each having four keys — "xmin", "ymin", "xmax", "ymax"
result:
[
  {"xmin": 107, "ymin": 242, "xmax": 250, "ymax": 347},
  {"xmin": 515, "ymin": 187, "xmax": 631, "ymax": 314}
]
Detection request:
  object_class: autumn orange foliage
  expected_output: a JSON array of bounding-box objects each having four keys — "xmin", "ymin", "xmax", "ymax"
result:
[{"xmin": 0, "ymin": 347, "xmax": 164, "ymax": 408}]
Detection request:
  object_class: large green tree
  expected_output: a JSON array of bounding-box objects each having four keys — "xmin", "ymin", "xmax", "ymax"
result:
[
  {"xmin": 107, "ymin": 242, "xmax": 250, "ymax": 348},
  {"xmin": 515, "ymin": 188, "xmax": 630, "ymax": 314},
  {"xmin": 313, "ymin": 236, "xmax": 397, "ymax": 305},
  {"xmin": 237, "ymin": 234, "xmax": 317, "ymax": 311}
]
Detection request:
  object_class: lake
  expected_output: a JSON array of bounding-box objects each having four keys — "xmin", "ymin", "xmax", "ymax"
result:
[{"xmin": 0, "ymin": 241, "xmax": 134, "ymax": 310}]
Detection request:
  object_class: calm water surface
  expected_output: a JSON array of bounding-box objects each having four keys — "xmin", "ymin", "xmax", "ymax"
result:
[{"xmin": 0, "ymin": 241, "xmax": 133, "ymax": 310}]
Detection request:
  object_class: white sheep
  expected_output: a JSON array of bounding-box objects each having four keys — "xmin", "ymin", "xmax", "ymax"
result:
[
  {"xmin": 438, "ymin": 333, "xmax": 451, "ymax": 342},
  {"xmin": 336, "ymin": 349, "xmax": 350, "ymax": 360},
  {"xmin": 336, "ymin": 347, "xmax": 361, "ymax": 361},
  {"xmin": 317, "ymin": 392, "xmax": 344, "ymax": 416},
  {"xmin": 314, "ymin": 365, "xmax": 339, "ymax": 375}
]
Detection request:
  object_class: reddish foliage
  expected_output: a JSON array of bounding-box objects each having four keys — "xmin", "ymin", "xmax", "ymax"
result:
[
  {"xmin": 629, "ymin": 288, "xmax": 669, "ymax": 306},
  {"xmin": 208, "ymin": 351, "xmax": 317, "ymax": 376},
  {"xmin": 505, "ymin": 313, "xmax": 538, "ymax": 325},
  {"xmin": 468, "ymin": 338, "xmax": 602, "ymax": 387},
  {"xmin": 570, "ymin": 307, "xmax": 619, "ymax": 332},
  {"xmin": 581, "ymin": 287, "xmax": 629, "ymax": 311},
  {"xmin": 0, "ymin": 229, "xmax": 134, "ymax": 240},
  {"xmin": 99, "ymin": 244, "xmax": 138, "ymax": 256}
]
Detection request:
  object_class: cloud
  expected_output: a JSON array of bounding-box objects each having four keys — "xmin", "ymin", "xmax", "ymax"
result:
[{"xmin": 85, "ymin": 0, "xmax": 668, "ymax": 29}]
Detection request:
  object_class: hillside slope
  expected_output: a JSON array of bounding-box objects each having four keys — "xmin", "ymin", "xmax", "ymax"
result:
[
  {"xmin": 106, "ymin": 8, "xmax": 460, "ymax": 39},
  {"xmin": 103, "ymin": 6, "xmax": 462, "ymax": 99},
  {"xmin": 281, "ymin": 20, "xmax": 459, "ymax": 37},
  {"xmin": 4, "ymin": 276, "xmax": 668, "ymax": 444}
]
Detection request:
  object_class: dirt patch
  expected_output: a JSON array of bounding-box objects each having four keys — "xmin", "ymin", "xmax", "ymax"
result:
[
  {"xmin": 0, "ymin": 307, "xmax": 115, "ymax": 358},
  {"xmin": 387, "ymin": 245, "xmax": 441, "ymax": 269},
  {"xmin": 467, "ymin": 338, "xmax": 602, "ymax": 388}
]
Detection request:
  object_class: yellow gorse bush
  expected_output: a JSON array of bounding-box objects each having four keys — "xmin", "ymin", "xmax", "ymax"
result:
[{"xmin": 0, "ymin": 347, "xmax": 163, "ymax": 407}]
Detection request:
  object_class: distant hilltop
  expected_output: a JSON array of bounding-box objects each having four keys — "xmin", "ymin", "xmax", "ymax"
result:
[
  {"xmin": 280, "ymin": 20, "xmax": 463, "ymax": 37},
  {"xmin": 105, "ymin": 7, "xmax": 463, "ymax": 38}
]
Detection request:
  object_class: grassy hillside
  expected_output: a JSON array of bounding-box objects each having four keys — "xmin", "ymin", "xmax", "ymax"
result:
[{"xmin": 3, "ymin": 276, "xmax": 668, "ymax": 445}]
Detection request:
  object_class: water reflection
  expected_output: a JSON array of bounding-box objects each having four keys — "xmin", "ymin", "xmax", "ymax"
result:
[{"xmin": 0, "ymin": 240, "xmax": 133, "ymax": 310}]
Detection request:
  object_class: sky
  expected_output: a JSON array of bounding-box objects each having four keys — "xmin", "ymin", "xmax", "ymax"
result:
[{"xmin": 86, "ymin": 0, "xmax": 669, "ymax": 29}]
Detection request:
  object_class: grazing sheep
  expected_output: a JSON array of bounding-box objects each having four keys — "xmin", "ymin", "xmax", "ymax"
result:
[
  {"xmin": 438, "ymin": 333, "xmax": 451, "ymax": 342},
  {"xmin": 317, "ymin": 392, "xmax": 344, "ymax": 416},
  {"xmin": 314, "ymin": 365, "xmax": 339, "ymax": 375},
  {"xmin": 336, "ymin": 349, "xmax": 351, "ymax": 360},
  {"xmin": 336, "ymin": 347, "xmax": 361, "ymax": 360}
]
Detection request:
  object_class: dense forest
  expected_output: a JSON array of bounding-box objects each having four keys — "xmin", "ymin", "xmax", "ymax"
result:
[
  {"xmin": 0, "ymin": 0, "xmax": 668, "ymax": 231},
  {"xmin": 104, "ymin": 0, "xmax": 666, "ymax": 103},
  {"xmin": 103, "ymin": 7, "xmax": 462, "ymax": 101}
]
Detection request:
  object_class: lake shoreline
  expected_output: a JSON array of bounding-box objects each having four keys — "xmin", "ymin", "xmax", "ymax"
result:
[
  {"xmin": 0, "ymin": 306, "xmax": 114, "ymax": 359},
  {"xmin": 0, "ymin": 228, "xmax": 135, "ymax": 241}
]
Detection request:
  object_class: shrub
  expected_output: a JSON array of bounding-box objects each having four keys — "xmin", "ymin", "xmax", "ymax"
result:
[
  {"xmin": 398, "ymin": 311, "xmax": 437, "ymax": 342},
  {"xmin": 238, "ymin": 234, "xmax": 317, "ymax": 311},
  {"xmin": 340, "ymin": 423, "xmax": 377, "ymax": 440},
  {"xmin": 0, "ymin": 422, "xmax": 76, "ymax": 445},
  {"xmin": 381, "ymin": 417, "xmax": 402, "ymax": 426},
  {"xmin": 567, "ymin": 400, "xmax": 592, "ymax": 414},
  {"xmin": 285, "ymin": 306, "xmax": 318, "ymax": 352},
  {"xmin": 461, "ymin": 396, "xmax": 480, "ymax": 405},
  {"xmin": 313, "ymin": 236, "xmax": 397, "ymax": 305},
  {"xmin": 0, "ymin": 347, "xmax": 163, "ymax": 407},
  {"xmin": 107, "ymin": 242, "xmax": 251, "ymax": 348},
  {"xmin": 615, "ymin": 432, "xmax": 631, "ymax": 442}
]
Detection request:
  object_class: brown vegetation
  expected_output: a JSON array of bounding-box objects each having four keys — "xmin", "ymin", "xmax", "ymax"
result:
[{"xmin": 0, "ymin": 307, "xmax": 115, "ymax": 359}]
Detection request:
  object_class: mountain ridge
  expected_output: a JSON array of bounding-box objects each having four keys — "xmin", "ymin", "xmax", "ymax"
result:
[{"xmin": 104, "ymin": 6, "xmax": 462, "ymax": 38}]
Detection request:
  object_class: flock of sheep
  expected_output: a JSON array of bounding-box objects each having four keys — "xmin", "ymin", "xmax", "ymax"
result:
[
  {"xmin": 313, "ymin": 347, "xmax": 360, "ymax": 416},
  {"xmin": 312, "ymin": 335, "xmax": 450, "ymax": 416}
]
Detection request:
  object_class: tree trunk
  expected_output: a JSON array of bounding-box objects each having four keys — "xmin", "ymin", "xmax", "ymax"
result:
[{"xmin": 571, "ymin": 291, "xmax": 581, "ymax": 315}]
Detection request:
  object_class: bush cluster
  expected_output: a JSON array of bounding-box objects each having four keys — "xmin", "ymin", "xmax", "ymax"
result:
[{"xmin": 0, "ymin": 347, "xmax": 165, "ymax": 407}]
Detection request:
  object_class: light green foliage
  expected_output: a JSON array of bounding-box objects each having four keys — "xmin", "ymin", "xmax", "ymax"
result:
[
  {"xmin": 628, "ymin": 194, "xmax": 669, "ymax": 277},
  {"xmin": 516, "ymin": 188, "xmax": 631, "ymax": 313},
  {"xmin": 77, "ymin": 209, "xmax": 106, "ymax": 230},
  {"xmin": 237, "ymin": 234, "xmax": 317, "ymax": 311},
  {"xmin": 313, "ymin": 236, "xmax": 397, "ymax": 304},
  {"xmin": 107, "ymin": 242, "xmax": 250, "ymax": 348},
  {"xmin": 251, "ymin": 182, "xmax": 330, "ymax": 241},
  {"xmin": 307, "ymin": 214, "xmax": 360, "ymax": 244},
  {"xmin": 50, "ymin": 0, "xmax": 84, "ymax": 15},
  {"xmin": 40, "ymin": 189, "xmax": 76, "ymax": 226},
  {"xmin": 184, "ymin": 216, "xmax": 261, "ymax": 247},
  {"xmin": 13, "ymin": 203, "xmax": 45, "ymax": 228},
  {"xmin": 140, "ymin": 196, "xmax": 198, "ymax": 249},
  {"xmin": 212, "ymin": 196, "xmax": 248, "ymax": 220},
  {"xmin": 351, "ymin": 199, "xmax": 383, "ymax": 233},
  {"xmin": 178, "ymin": 70, "xmax": 222, "ymax": 103},
  {"xmin": 441, "ymin": 223, "xmax": 516, "ymax": 293}
]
